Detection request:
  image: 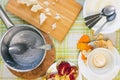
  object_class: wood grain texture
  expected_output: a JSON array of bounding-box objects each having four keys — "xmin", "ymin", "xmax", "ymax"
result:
[
  {"xmin": 8, "ymin": 32, "xmax": 56, "ymax": 79},
  {"xmin": 6, "ymin": 0, "xmax": 82, "ymax": 41}
]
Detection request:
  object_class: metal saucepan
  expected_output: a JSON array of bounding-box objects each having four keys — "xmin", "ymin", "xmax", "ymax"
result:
[{"xmin": 0, "ymin": 5, "xmax": 50, "ymax": 72}]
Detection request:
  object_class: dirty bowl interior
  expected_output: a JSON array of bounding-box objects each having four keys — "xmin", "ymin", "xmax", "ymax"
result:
[
  {"xmin": 87, "ymin": 48, "xmax": 114, "ymax": 75},
  {"xmin": 0, "ymin": 25, "xmax": 46, "ymax": 72}
]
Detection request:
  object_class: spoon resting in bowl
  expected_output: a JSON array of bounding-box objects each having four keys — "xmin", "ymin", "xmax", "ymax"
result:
[{"xmin": 9, "ymin": 43, "xmax": 52, "ymax": 55}]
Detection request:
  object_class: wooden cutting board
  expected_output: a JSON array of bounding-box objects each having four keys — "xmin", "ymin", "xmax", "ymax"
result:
[{"xmin": 6, "ymin": 0, "xmax": 82, "ymax": 41}]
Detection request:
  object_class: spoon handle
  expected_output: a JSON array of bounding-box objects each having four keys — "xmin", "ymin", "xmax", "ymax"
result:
[
  {"xmin": 94, "ymin": 21, "xmax": 107, "ymax": 36},
  {"xmin": 35, "ymin": 44, "xmax": 52, "ymax": 50},
  {"xmin": 84, "ymin": 13, "xmax": 101, "ymax": 21},
  {"xmin": 84, "ymin": 13, "xmax": 102, "ymax": 29},
  {"xmin": 87, "ymin": 16, "xmax": 102, "ymax": 29}
]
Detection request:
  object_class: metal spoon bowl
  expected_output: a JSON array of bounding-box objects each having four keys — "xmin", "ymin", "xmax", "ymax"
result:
[{"xmin": 102, "ymin": 6, "xmax": 116, "ymax": 16}]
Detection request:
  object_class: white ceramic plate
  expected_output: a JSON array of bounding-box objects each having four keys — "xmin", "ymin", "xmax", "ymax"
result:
[
  {"xmin": 83, "ymin": 0, "xmax": 120, "ymax": 34},
  {"xmin": 47, "ymin": 61, "xmax": 82, "ymax": 80},
  {"xmin": 78, "ymin": 48, "xmax": 120, "ymax": 80}
]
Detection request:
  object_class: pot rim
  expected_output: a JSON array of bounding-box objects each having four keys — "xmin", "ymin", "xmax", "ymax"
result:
[{"xmin": 0, "ymin": 24, "xmax": 47, "ymax": 72}]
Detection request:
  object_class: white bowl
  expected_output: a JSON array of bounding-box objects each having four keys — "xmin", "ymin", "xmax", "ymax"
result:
[
  {"xmin": 87, "ymin": 48, "xmax": 114, "ymax": 75},
  {"xmin": 78, "ymin": 47, "xmax": 120, "ymax": 80}
]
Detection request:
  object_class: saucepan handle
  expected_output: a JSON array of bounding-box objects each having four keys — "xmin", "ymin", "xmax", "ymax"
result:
[{"xmin": 0, "ymin": 5, "xmax": 14, "ymax": 28}]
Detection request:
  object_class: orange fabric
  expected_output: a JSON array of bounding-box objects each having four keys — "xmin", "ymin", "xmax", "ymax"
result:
[
  {"xmin": 77, "ymin": 35, "xmax": 93, "ymax": 51},
  {"xmin": 78, "ymin": 35, "xmax": 90, "ymax": 43}
]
